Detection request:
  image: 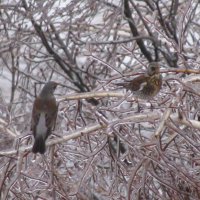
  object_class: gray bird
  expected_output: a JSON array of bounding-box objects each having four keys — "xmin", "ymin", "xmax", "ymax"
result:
[{"xmin": 31, "ymin": 81, "xmax": 58, "ymax": 154}]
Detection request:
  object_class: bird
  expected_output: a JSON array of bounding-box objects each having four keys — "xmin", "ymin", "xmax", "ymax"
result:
[
  {"xmin": 31, "ymin": 81, "xmax": 58, "ymax": 154},
  {"xmin": 116, "ymin": 62, "xmax": 162, "ymax": 99}
]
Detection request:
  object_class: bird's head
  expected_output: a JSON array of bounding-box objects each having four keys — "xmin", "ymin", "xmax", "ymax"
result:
[
  {"xmin": 39, "ymin": 81, "xmax": 58, "ymax": 97},
  {"xmin": 147, "ymin": 62, "xmax": 160, "ymax": 76}
]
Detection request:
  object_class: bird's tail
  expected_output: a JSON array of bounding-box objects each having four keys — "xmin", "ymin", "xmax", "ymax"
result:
[{"xmin": 32, "ymin": 136, "xmax": 46, "ymax": 154}]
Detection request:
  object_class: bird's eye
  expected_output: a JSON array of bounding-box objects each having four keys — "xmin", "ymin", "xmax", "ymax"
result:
[{"xmin": 151, "ymin": 66, "xmax": 155, "ymax": 71}]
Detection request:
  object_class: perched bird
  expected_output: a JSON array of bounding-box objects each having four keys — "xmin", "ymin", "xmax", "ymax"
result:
[
  {"xmin": 31, "ymin": 81, "xmax": 58, "ymax": 154},
  {"xmin": 116, "ymin": 62, "xmax": 162, "ymax": 99}
]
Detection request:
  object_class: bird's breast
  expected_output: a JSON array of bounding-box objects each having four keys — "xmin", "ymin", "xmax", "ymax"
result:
[
  {"xmin": 34, "ymin": 97, "xmax": 57, "ymax": 112},
  {"xmin": 36, "ymin": 113, "xmax": 47, "ymax": 137}
]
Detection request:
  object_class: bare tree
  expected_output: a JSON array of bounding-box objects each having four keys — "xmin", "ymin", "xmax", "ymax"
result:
[{"xmin": 0, "ymin": 0, "xmax": 200, "ymax": 199}]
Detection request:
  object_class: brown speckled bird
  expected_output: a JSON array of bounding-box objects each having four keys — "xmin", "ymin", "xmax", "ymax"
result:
[
  {"xmin": 116, "ymin": 62, "xmax": 162, "ymax": 99},
  {"xmin": 31, "ymin": 81, "xmax": 58, "ymax": 154}
]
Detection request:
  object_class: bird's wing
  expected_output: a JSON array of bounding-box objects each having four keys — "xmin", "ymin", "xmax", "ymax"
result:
[
  {"xmin": 117, "ymin": 75, "xmax": 148, "ymax": 91},
  {"xmin": 45, "ymin": 98, "xmax": 58, "ymax": 137},
  {"xmin": 31, "ymin": 98, "xmax": 41, "ymax": 137},
  {"xmin": 52, "ymin": 103, "xmax": 58, "ymax": 130}
]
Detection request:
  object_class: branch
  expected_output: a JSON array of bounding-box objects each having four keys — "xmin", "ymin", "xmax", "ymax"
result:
[
  {"xmin": 0, "ymin": 112, "xmax": 160, "ymax": 156},
  {"xmin": 21, "ymin": 0, "xmax": 90, "ymax": 94},
  {"xmin": 124, "ymin": 0, "xmax": 153, "ymax": 62},
  {"xmin": 58, "ymin": 91, "xmax": 124, "ymax": 102}
]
